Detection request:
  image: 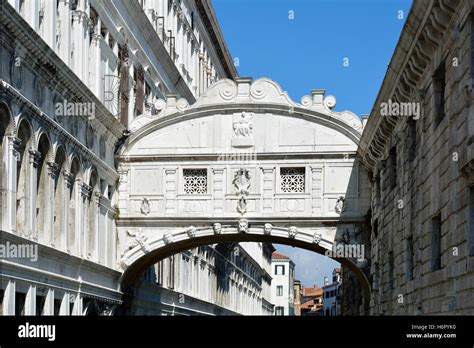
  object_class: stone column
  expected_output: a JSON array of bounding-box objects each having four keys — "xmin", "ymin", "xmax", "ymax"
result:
[
  {"xmin": 212, "ymin": 168, "xmax": 224, "ymax": 214},
  {"xmin": 42, "ymin": 0, "xmax": 57, "ymax": 49},
  {"xmin": 311, "ymin": 166, "xmax": 323, "ymax": 216},
  {"xmin": 164, "ymin": 168, "xmax": 177, "ymax": 214},
  {"xmin": 90, "ymin": 32, "xmax": 103, "ymax": 99},
  {"xmin": 91, "ymin": 192, "xmax": 101, "ymax": 262},
  {"xmin": 71, "ymin": 293, "xmax": 83, "ymax": 316},
  {"xmin": 98, "ymin": 205, "xmax": 106, "ymax": 264},
  {"xmin": 25, "ymin": 0, "xmax": 39, "ymax": 31},
  {"xmin": 62, "ymin": 171, "xmax": 73, "ymax": 251},
  {"xmin": 24, "ymin": 285, "xmax": 36, "ymax": 315},
  {"xmin": 57, "ymin": 0, "xmax": 71, "ymax": 64},
  {"xmin": 261, "ymin": 167, "xmax": 275, "ymax": 215},
  {"xmin": 28, "ymin": 149, "xmax": 41, "ymax": 240},
  {"xmin": 59, "ymin": 292, "xmax": 70, "ymax": 315},
  {"xmin": 43, "ymin": 289, "xmax": 55, "ymax": 315},
  {"xmin": 3, "ymin": 280, "xmax": 16, "ymax": 315},
  {"xmin": 4, "ymin": 136, "xmax": 20, "ymax": 232},
  {"xmin": 78, "ymin": 182, "xmax": 91, "ymax": 257},
  {"xmin": 71, "ymin": 10, "xmax": 86, "ymax": 81},
  {"xmin": 107, "ymin": 210, "xmax": 116, "ymax": 267},
  {"xmin": 45, "ymin": 162, "xmax": 59, "ymax": 245}
]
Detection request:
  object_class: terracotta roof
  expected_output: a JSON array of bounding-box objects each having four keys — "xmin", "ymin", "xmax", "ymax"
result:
[
  {"xmin": 272, "ymin": 252, "xmax": 290, "ymax": 259},
  {"xmin": 301, "ymin": 287, "xmax": 323, "ymax": 297},
  {"xmin": 301, "ymin": 299, "xmax": 323, "ymax": 310}
]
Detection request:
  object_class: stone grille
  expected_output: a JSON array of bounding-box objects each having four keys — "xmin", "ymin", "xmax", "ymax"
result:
[
  {"xmin": 280, "ymin": 167, "xmax": 305, "ymax": 193},
  {"xmin": 183, "ymin": 169, "xmax": 207, "ymax": 194}
]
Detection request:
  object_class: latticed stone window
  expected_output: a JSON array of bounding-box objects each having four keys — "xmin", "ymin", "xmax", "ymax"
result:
[
  {"xmin": 280, "ymin": 167, "xmax": 305, "ymax": 193},
  {"xmin": 183, "ymin": 169, "xmax": 207, "ymax": 194}
]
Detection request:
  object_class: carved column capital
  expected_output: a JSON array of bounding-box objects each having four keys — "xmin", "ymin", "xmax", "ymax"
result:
[
  {"xmin": 47, "ymin": 161, "xmax": 60, "ymax": 178},
  {"xmin": 79, "ymin": 182, "xmax": 92, "ymax": 198},
  {"xmin": 28, "ymin": 149, "xmax": 41, "ymax": 167}
]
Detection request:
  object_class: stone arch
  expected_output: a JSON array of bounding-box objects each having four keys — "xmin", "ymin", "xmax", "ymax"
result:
[
  {"xmin": 35, "ymin": 131, "xmax": 51, "ymax": 242},
  {"xmin": 15, "ymin": 118, "xmax": 33, "ymax": 235},
  {"xmin": 118, "ymin": 225, "xmax": 370, "ymax": 314}
]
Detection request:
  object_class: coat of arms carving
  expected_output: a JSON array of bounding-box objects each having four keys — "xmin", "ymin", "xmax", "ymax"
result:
[{"xmin": 232, "ymin": 112, "xmax": 255, "ymax": 147}]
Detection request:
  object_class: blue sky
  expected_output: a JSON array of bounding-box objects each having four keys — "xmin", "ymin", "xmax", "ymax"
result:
[{"xmin": 213, "ymin": 0, "xmax": 411, "ymax": 287}]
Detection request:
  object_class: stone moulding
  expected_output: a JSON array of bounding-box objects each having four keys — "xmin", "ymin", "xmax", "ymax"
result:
[
  {"xmin": 359, "ymin": 0, "xmax": 458, "ymax": 171},
  {"xmin": 119, "ymin": 224, "xmax": 336, "ymax": 271}
]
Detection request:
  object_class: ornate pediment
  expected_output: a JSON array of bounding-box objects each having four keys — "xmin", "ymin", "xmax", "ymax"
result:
[{"xmin": 128, "ymin": 77, "xmax": 363, "ymax": 135}]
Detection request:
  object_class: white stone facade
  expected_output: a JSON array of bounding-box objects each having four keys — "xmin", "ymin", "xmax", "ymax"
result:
[
  {"xmin": 271, "ymin": 253, "xmax": 295, "ymax": 316},
  {"xmin": 134, "ymin": 242, "xmax": 274, "ymax": 315},
  {"xmin": 0, "ymin": 0, "xmax": 373, "ymax": 316},
  {"xmin": 0, "ymin": 0, "xmax": 240, "ymax": 315}
]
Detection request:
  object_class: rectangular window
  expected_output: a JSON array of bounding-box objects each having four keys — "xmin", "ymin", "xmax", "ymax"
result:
[
  {"xmin": 183, "ymin": 169, "xmax": 207, "ymax": 194},
  {"xmin": 275, "ymin": 306, "xmax": 284, "ymax": 316},
  {"xmin": 388, "ymin": 251, "xmax": 394, "ymax": 290},
  {"xmin": 277, "ymin": 286, "xmax": 283, "ymax": 296},
  {"xmin": 280, "ymin": 167, "xmax": 305, "ymax": 193},
  {"xmin": 433, "ymin": 60, "xmax": 446, "ymax": 128},
  {"xmin": 469, "ymin": 187, "xmax": 474, "ymax": 256},
  {"xmin": 431, "ymin": 214, "xmax": 442, "ymax": 271},
  {"xmin": 275, "ymin": 265, "xmax": 285, "ymax": 275}
]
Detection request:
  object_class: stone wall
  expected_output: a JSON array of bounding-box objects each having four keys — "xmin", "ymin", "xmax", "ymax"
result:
[{"xmin": 358, "ymin": 0, "xmax": 474, "ymax": 315}]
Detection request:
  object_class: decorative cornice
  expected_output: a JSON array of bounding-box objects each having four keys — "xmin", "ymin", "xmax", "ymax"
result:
[{"xmin": 359, "ymin": 0, "xmax": 459, "ymax": 171}]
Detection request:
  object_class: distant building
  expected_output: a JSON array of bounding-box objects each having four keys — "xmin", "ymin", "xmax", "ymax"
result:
[
  {"xmin": 323, "ymin": 268, "xmax": 342, "ymax": 316},
  {"xmin": 271, "ymin": 252, "xmax": 295, "ymax": 316},
  {"xmin": 300, "ymin": 285, "xmax": 323, "ymax": 316},
  {"xmin": 293, "ymin": 280, "xmax": 302, "ymax": 316}
]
